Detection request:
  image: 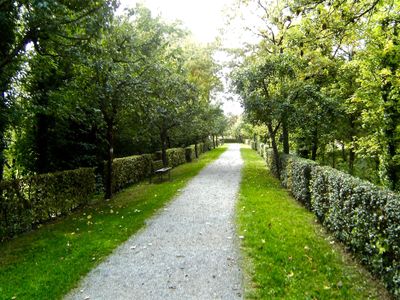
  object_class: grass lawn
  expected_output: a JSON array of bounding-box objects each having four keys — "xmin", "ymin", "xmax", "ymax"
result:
[
  {"xmin": 0, "ymin": 146, "xmax": 226, "ymax": 300},
  {"xmin": 237, "ymin": 146, "xmax": 391, "ymax": 299}
]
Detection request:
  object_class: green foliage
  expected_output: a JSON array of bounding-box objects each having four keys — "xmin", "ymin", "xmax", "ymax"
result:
[
  {"xmin": 239, "ymin": 147, "xmax": 389, "ymax": 299},
  {"xmin": 310, "ymin": 166, "xmax": 400, "ymax": 296},
  {"xmin": 0, "ymin": 168, "xmax": 95, "ymax": 240},
  {"xmin": 262, "ymin": 148, "xmax": 400, "ymax": 296},
  {"xmin": 107, "ymin": 154, "xmax": 152, "ymax": 194},
  {"xmin": 185, "ymin": 145, "xmax": 196, "ymax": 162},
  {"xmin": 166, "ymin": 148, "xmax": 186, "ymax": 167}
]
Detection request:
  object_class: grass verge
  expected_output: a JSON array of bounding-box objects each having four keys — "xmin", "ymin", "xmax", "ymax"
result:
[
  {"xmin": 237, "ymin": 146, "xmax": 391, "ymax": 299},
  {"xmin": 0, "ymin": 146, "xmax": 226, "ymax": 300}
]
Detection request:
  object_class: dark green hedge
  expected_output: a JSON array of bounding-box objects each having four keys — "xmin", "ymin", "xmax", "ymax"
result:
[
  {"xmin": 110, "ymin": 154, "xmax": 152, "ymax": 193},
  {"xmin": 223, "ymin": 138, "xmax": 240, "ymax": 143},
  {"xmin": 185, "ymin": 145, "xmax": 196, "ymax": 162},
  {"xmin": 151, "ymin": 160, "xmax": 164, "ymax": 172},
  {"xmin": 262, "ymin": 149, "xmax": 400, "ymax": 296},
  {"xmin": 0, "ymin": 168, "xmax": 96, "ymax": 240},
  {"xmin": 196, "ymin": 143, "xmax": 205, "ymax": 156},
  {"xmin": 166, "ymin": 148, "xmax": 186, "ymax": 167}
]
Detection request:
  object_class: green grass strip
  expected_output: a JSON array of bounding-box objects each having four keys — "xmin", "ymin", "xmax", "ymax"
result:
[
  {"xmin": 0, "ymin": 146, "xmax": 226, "ymax": 300},
  {"xmin": 237, "ymin": 146, "xmax": 390, "ymax": 299}
]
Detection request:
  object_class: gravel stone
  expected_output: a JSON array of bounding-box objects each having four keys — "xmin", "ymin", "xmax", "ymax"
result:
[{"xmin": 65, "ymin": 144, "xmax": 244, "ymax": 300}]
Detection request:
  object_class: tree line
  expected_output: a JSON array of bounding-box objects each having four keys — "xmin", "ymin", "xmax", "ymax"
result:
[
  {"xmin": 231, "ymin": 0, "xmax": 400, "ymax": 191},
  {"xmin": 0, "ymin": 1, "xmax": 228, "ymax": 198}
]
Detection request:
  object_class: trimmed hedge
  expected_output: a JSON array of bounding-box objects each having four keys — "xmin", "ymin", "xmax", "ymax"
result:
[
  {"xmin": 262, "ymin": 148, "xmax": 400, "ymax": 296},
  {"xmin": 0, "ymin": 168, "xmax": 96, "ymax": 240},
  {"xmin": 110, "ymin": 154, "xmax": 152, "ymax": 193},
  {"xmin": 166, "ymin": 148, "xmax": 186, "ymax": 167},
  {"xmin": 185, "ymin": 145, "xmax": 196, "ymax": 162},
  {"xmin": 223, "ymin": 138, "xmax": 239, "ymax": 143}
]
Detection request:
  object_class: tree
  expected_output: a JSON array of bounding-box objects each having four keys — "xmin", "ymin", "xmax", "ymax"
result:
[
  {"xmin": 0, "ymin": 0, "xmax": 116, "ymax": 180},
  {"xmin": 74, "ymin": 7, "xmax": 165, "ymax": 199}
]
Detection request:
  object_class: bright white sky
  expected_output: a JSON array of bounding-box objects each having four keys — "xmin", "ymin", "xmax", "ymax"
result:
[{"xmin": 118, "ymin": 0, "xmax": 254, "ymax": 115}]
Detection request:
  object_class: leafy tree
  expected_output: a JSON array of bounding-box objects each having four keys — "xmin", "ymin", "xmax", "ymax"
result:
[{"xmin": 0, "ymin": 0, "xmax": 116, "ymax": 180}]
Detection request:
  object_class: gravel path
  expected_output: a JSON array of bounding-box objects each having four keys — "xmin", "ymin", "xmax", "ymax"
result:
[{"xmin": 65, "ymin": 144, "xmax": 244, "ymax": 300}]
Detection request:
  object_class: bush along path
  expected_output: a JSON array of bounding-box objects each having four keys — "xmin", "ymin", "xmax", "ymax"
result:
[
  {"xmin": 0, "ymin": 146, "xmax": 226, "ymax": 300},
  {"xmin": 65, "ymin": 143, "xmax": 244, "ymax": 300},
  {"xmin": 237, "ymin": 146, "xmax": 391, "ymax": 299}
]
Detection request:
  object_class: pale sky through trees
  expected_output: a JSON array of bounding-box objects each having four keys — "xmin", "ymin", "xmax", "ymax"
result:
[{"xmin": 118, "ymin": 0, "xmax": 251, "ymax": 115}]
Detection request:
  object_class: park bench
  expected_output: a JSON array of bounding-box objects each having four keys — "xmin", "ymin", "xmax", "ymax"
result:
[{"xmin": 150, "ymin": 160, "xmax": 172, "ymax": 183}]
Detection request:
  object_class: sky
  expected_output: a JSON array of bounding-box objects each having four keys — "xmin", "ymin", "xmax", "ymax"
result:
[{"xmin": 118, "ymin": 0, "xmax": 251, "ymax": 115}]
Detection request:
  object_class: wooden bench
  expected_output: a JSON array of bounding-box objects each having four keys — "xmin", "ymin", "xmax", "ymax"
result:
[{"xmin": 150, "ymin": 161, "xmax": 172, "ymax": 183}]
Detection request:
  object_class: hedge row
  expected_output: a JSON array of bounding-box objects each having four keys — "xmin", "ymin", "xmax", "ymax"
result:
[
  {"xmin": 185, "ymin": 145, "xmax": 196, "ymax": 162},
  {"xmin": 166, "ymin": 148, "xmax": 186, "ymax": 167},
  {"xmin": 0, "ymin": 143, "xmax": 212, "ymax": 240},
  {"xmin": 259, "ymin": 147, "xmax": 400, "ymax": 296},
  {"xmin": 109, "ymin": 154, "xmax": 152, "ymax": 193},
  {"xmin": 222, "ymin": 138, "xmax": 239, "ymax": 143},
  {"xmin": 0, "ymin": 168, "xmax": 96, "ymax": 240}
]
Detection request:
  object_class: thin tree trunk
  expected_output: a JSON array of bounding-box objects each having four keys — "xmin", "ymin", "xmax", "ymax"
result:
[
  {"xmin": 267, "ymin": 122, "xmax": 281, "ymax": 178},
  {"xmin": 331, "ymin": 142, "xmax": 336, "ymax": 169},
  {"xmin": 0, "ymin": 97, "xmax": 5, "ymax": 181},
  {"xmin": 282, "ymin": 118, "xmax": 289, "ymax": 154},
  {"xmin": 349, "ymin": 147, "xmax": 355, "ymax": 175},
  {"xmin": 160, "ymin": 130, "xmax": 168, "ymax": 167},
  {"xmin": 341, "ymin": 142, "xmax": 346, "ymax": 161},
  {"xmin": 194, "ymin": 143, "xmax": 198, "ymax": 158},
  {"xmin": 35, "ymin": 112, "xmax": 50, "ymax": 174},
  {"xmin": 348, "ymin": 116, "xmax": 356, "ymax": 175},
  {"xmin": 105, "ymin": 120, "xmax": 114, "ymax": 199},
  {"xmin": 311, "ymin": 129, "xmax": 318, "ymax": 161}
]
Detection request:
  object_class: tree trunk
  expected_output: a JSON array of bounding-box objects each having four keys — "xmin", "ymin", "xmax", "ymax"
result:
[
  {"xmin": 311, "ymin": 129, "xmax": 318, "ymax": 161},
  {"xmin": 160, "ymin": 130, "xmax": 168, "ymax": 167},
  {"xmin": 35, "ymin": 112, "xmax": 50, "ymax": 173},
  {"xmin": 349, "ymin": 146, "xmax": 355, "ymax": 175},
  {"xmin": 212, "ymin": 135, "xmax": 216, "ymax": 149},
  {"xmin": 348, "ymin": 115, "xmax": 356, "ymax": 175},
  {"xmin": 341, "ymin": 142, "xmax": 346, "ymax": 161},
  {"xmin": 105, "ymin": 120, "xmax": 114, "ymax": 199},
  {"xmin": 0, "ymin": 93, "xmax": 6, "ymax": 182},
  {"xmin": 194, "ymin": 143, "xmax": 198, "ymax": 158},
  {"xmin": 167, "ymin": 135, "xmax": 171, "ymax": 149},
  {"xmin": 331, "ymin": 142, "xmax": 336, "ymax": 169},
  {"xmin": 282, "ymin": 119, "xmax": 289, "ymax": 154},
  {"xmin": 267, "ymin": 122, "xmax": 281, "ymax": 178}
]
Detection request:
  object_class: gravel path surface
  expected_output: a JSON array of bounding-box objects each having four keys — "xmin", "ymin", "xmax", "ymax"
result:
[{"xmin": 65, "ymin": 144, "xmax": 244, "ymax": 300}]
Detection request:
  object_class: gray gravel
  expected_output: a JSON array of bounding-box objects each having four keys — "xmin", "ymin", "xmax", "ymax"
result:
[{"xmin": 65, "ymin": 144, "xmax": 244, "ymax": 300}]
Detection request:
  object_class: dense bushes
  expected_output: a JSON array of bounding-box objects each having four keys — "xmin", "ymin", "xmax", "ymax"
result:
[
  {"xmin": 185, "ymin": 145, "xmax": 196, "ymax": 162},
  {"xmin": 0, "ymin": 168, "xmax": 96, "ymax": 240},
  {"xmin": 261, "ymin": 148, "xmax": 400, "ymax": 296},
  {"xmin": 109, "ymin": 154, "xmax": 152, "ymax": 193},
  {"xmin": 166, "ymin": 148, "xmax": 186, "ymax": 167}
]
